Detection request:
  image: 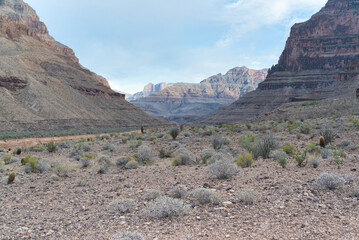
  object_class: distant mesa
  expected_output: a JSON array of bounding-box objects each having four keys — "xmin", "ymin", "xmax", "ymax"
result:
[
  {"xmin": 131, "ymin": 66, "xmax": 267, "ymax": 123},
  {"xmin": 126, "ymin": 82, "xmax": 175, "ymax": 101}
]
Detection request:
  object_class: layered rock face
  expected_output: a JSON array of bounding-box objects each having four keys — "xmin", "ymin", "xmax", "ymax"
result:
[
  {"xmin": 127, "ymin": 82, "xmax": 175, "ymax": 101},
  {"xmin": 197, "ymin": 0, "xmax": 359, "ymax": 124},
  {"xmin": 0, "ymin": 0, "xmax": 168, "ymax": 133},
  {"xmin": 132, "ymin": 67, "xmax": 267, "ymax": 122}
]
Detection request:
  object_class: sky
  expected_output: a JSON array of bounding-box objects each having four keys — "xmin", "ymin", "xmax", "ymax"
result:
[{"xmin": 26, "ymin": 0, "xmax": 327, "ymax": 94}]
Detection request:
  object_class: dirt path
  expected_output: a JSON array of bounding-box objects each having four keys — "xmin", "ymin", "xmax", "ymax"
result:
[{"xmin": 0, "ymin": 130, "xmax": 141, "ymax": 149}]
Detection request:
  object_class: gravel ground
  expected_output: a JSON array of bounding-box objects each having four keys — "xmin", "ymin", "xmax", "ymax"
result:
[{"xmin": 1, "ymin": 119, "xmax": 359, "ymax": 240}]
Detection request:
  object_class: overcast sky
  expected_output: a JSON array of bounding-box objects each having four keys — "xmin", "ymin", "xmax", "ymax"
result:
[{"xmin": 26, "ymin": 0, "xmax": 327, "ymax": 93}]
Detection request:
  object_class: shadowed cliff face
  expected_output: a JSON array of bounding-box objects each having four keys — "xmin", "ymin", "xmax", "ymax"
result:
[
  {"xmin": 0, "ymin": 0, "xmax": 169, "ymax": 133},
  {"xmin": 196, "ymin": 0, "xmax": 359, "ymax": 124},
  {"xmin": 132, "ymin": 67, "xmax": 267, "ymax": 123}
]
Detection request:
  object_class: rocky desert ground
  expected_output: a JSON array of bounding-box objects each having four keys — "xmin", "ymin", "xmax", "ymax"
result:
[{"xmin": 1, "ymin": 116, "xmax": 359, "ymax": 240}]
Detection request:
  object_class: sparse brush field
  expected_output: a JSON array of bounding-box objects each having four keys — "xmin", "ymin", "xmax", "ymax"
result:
[{"xmin": 1, "ymin": 116, "xmax": 359, "ymax": 239}]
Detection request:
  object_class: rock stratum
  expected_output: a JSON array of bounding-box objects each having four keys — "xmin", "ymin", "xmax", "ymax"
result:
[
  {"xmin": 132, "ymin": 67, "xmax": 267, "ymax": 122},
  {"xmin": 126, "ymin": 82, "xmax": 175, "ymax": 101},
  {"xmin": 0, "ymin": 0, "xmax": 168, "ymax": 134},
  {"xmin": 197, "ymin": 0, "xmax": 359, "ymax": 124}
]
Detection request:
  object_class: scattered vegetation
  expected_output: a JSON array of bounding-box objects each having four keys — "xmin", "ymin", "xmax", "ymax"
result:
[
  {"xmin": 294, "ymin": 150, "xmax": 307, "ymax": 167},
  {"xmin": 46, "ymin": 142, "xmax": 58, "ymax": 153},
  {"xmin": 212, "ymin": 134, "xmax": 225, "ymax": 151},
  {"xmin": 238, "ymin": 189, "xmax": 256, "ymax": 205},
  {"xmin": 169, "ymin": 185, "xmax": 188, "ymax": 199},
  {"xmin": 144, "ymin": 189, "xmax": 163, "ymax": 201}
]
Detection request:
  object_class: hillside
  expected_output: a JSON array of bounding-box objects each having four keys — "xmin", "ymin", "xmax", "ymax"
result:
[
  {"xmin": 0, "ymin": 0, "xmax": 168, "ymax": 136},
  {"xmin": 197, "ymin": 0, "xmax": 359, "ymax": 124}
]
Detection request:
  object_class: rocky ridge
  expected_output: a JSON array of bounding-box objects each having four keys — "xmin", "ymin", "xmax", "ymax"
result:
[
  {"xmin": 197, "ymin": 0, "xmax": 359, "ymax": 124},
  {"xmin": 132, "ymin": 67, "xmax": 267, "ymax": 122}
]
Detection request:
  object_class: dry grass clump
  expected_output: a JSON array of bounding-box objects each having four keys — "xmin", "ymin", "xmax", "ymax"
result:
[
  {"xmin": 141, "ymin": 196, "xmax": 190, "ymax": 219},
  {"xmin": 238, "ymin": 189, "xmax": 257, "ymax": 205},
  {"xmin": 108, "ymin": 198, "xmax": 135, "ymax": 214},
  {"xmin": 144, "ymin": 189, "xmax": 163, "ymax": 201},
  {"xmin": 190, "ymin": 188, "xmax": 221, "ymax": 205},
  {"xmin": 111, "ymin": 231, "xmax": 144, "ymax": 240},
  {"xmin": 169, "ymin": 185, "xmax": 188, "ymax": 199},
  {"xmin": 316, "ymin": 172, "xmax": 345, "ymax": 190},
  {"xmin": 208, "ymin": 159, "xmax": 239, "ymax": 179}
]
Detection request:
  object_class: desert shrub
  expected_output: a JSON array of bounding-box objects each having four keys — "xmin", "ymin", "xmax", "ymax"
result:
[
  {"xmin": 190, "ymin": 188, "xmax": 221, "ymax": 205},
  {"xmin": 308, "ymin": 157, "xmax": 320, "ymax": 168},
  {"xmin": 332, "ymin": 148, "xmax": 346, "ymax": 164},
  {"xmin": 300, "ymin": 121, "xmax": 312, "ymax": 134},
  {"xmin": 159, "ymin": 147, "xmax": 174, "ymax": 158},
  {"xmin": 103, "ymin": 143, "xmax": 115, "ymax": 152},
  {"xmin": 169, "ymin": 128, "xmax": 180, "ymax": 140},
  {"xmin": 37, "ymin": 160, "xmax": 51, "ymax": 173},
  {"xmin": 3, "ymin": 155, "xmax": 19, "ymax": 165},
  {"xmin": 111, "ymin": 231, "xmax": 144, "ymax": 240},
  {"xmin": 121, "ymin": 136, "xmax": 128, "ymax": 144},
  {"xmin": 29, "ymin": 144, "xmax": 45, "ymax": 152},
  {"xmin": 280, "ymin": 144, "xmax": 295, "ymax": 155},
  {"xmin": 58, "ymin": 141, "xmax": 70, "ymax": 149},
  {"xmin": 322, "ymin": 148, "xmax": 331, "ymax": 159},
  {"xmin": 245, "ymin": 122, "xmax": 252, "ymax": 130},
  {"xmin": 97, "ymin": 155, "xmax": 112, "ymax": 173},
  {"xmin": 144, "ymin": 189, "xmax": 163, "ymax": 201},
  {"xmin": 69, "ymin": 148, "xmax": 83, "ymax": 161},
  {"xmin": 81, "ymin": 144, "xmax": 91, "ymax": 152},
  {"xmin": 236, "ymin": 153, "xmax": 253, "ymax": 168},
  {"xmin": 256, "ymin": 136, "xmax": 278, "ymax": 159},
  {"xmin": 212, "ymin": 134, "xmax": 224, "ymax": 151},
  {"xmin": 80, "ymin": 157, "xmax": 92, "ymax": 168},
  {"xmin": 169, "ymin": 185, "xmax": 188, "ymax": 199},
  {"xmin": 53, "ymin": 164, "xmax": 73, "ymax": 177},
  {"xmin": 129, "ymin": 140, "xmax": 142, "ymax": 149},
  {"xmin": 200, "ymin": 149, "xmax": 215, "ymax": 164},
  {"xmin": 294, "ymin": 150, "xmax": 307, "ymax": 167},
  {"xmin": 238, "ymin": 189, "xmax": 256, "ymax": 205},
  {"xmin": 125, "ymin": 160, "xmax": 138, "ymax": 169},
  {"xmin": 277, "ymin": 156, "xmax": 287, "ymax": 168},
  {"xmin": 141, "ymin": 196, "xmax": 190, "ymax": 218},
  {"xmin": 46, "ymin": 142, "xmax": 58, "ymax": 153},
  {"xmin": 269, "ymin": 149, "xmax": 287, "ymax": 161},
  {"xmin": 319, "ymin": 128, "xmax": 336, "ymax": 145},
  {"xmin": 208, "ymin": 152, "xmax": 233, "ymax": 164},
  {"xmin": 116, "ymin": 157, "xmax": 128, "ymax": 167},
  {"xmin": 138, "ymin": 145, "xmax": 155, "ymax": 165},
  {"xmin": 172, "ymin": 148, "xmax": 197, "ymax": 166},
  {"xmin": 21, "ymin": 155, "xmax": 41, "ymax": 173},
  {"xmin": 316, "ymin": 172, "xmax": 345, "ymax": 190},
  {"xmin": 349, "ymin": 115, "xmax": 359, "ymax": 129},
  {"xmin": 305, "ymin": 142, "xmax": 320, "ymax": 154},
  {"xmin": 81, "ymin": 153, "xmax": 94, "ymax": 159},
  {"xmin": 238, "ymin": 134, "xmax": 256, "ymax": 158},
  {"xmin": 208, "ymin": 160, "xmax": 239, "ymax": 179},
  {"xmin": 108, "ymin": 198, "xmax": 135, "ymax": 214}
]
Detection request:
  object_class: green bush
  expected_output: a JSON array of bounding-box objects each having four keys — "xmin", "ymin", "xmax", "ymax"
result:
[
  {"xmin": 280, "ymin": 144, "xmax": 295, "ymax": 155},
  {"xmin": 169, "ymin": 128, "xmax": 180, "ymax": 140},
  {"xmin": 236, "ymin": 153, "xmax": 253, "ymax": 168},
  {"xmin": 294, "ymin": 150, "xmax": 307, "ymax": 167},
  {"xmin": 46, "ymin": 142, "xmax": 58, "ymax": 153}
]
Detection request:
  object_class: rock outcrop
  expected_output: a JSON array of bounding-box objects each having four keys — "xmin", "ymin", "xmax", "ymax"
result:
[
  {"xmin": 197, "ymin": 0, "xmax": 359, "ymax": 124},
  {"xmin": 0, "ymin": 0, "xmax": 169, "ymax": 134},
  {"xmin": 132, "ymin": 67, "xmax": 267, "ymax": 122},
  {"xmin": 127, "ymin": 82, "xmax": 175, "ymax": 101}
]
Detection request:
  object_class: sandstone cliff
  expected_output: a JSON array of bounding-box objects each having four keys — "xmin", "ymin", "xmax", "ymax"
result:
[
  {"xmin": 0, "ymin": 0, "xmax": 168, "ymax": 134},
  {"xmin": 127, "ymin": 82, "xmax": 175, "ymax": 101},
  {"xmin": 197, "ymin": 0, "xmax": 359, "ymax": 124},
  {"xmin": 132, "ymin": 67, "xmax": 267, "ymax": 122}
]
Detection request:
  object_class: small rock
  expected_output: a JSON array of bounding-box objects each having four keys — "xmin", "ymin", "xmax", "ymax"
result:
[{"xmin": 222, "ymin": 201, "xmax": 234, "ymax": 208}]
